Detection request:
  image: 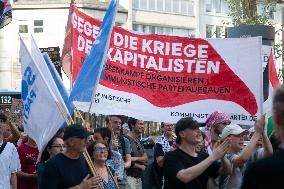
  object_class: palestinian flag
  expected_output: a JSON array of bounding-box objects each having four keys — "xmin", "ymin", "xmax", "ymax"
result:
[
  {"xmin": 263, "ymin": 49, "xmax": 281, "ymax": 136},
  {"xmin": 0, "ymin": 0, "xmax": 12, "ymax": 29}
]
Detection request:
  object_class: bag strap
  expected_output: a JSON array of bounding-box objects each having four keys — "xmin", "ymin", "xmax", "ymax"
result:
[
  {"xmin": 118, "ymin": 136, "xmax": 126, "ymax": 159},
  {"xmin": 0, "ymin": 142, "xmax": 7, "ymax": 155}
]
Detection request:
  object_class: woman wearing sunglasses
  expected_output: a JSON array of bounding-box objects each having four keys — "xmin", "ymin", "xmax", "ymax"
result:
[{"xmin": 88, "ymin": 141, "xmax": 118, "ymax": 189}]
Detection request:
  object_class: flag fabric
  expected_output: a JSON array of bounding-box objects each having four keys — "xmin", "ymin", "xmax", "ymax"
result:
[
  {"xmin": 61, "ymin": 3, "xmax": 74, "ymax": 79},
  {"xmin": 20, "ymin": 37, "xmax": 70, "ymax": 156},
  {"xmin": 68, "ymin": 0, "xmax": 118, "ymax": 109},
  {"xmin": 31, "ymin": 36, "xmax": 70, "ymax": 112},
  {"xmin": 264, "ymin": 49, "xmax": 281, "ymax": 136},
  {"xmin": 42, "ymin": 52, "xmax": 69, "ymax": 106},
  {"xmin": 0, "ymin": 0, "xmax": 12, "ymax": 29}
]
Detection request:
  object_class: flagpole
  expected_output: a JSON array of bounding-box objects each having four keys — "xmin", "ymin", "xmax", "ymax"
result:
[
  {"xmin": 87, "ymin": 1, "xmax": 118, "ymax": 115},
  {"xmin": 70, "ymin": 0, "xmax": 75, "ymax": 91},
  {"xmin": 58, "ymin": 106, "xmax": 104, "ymax": 189}
]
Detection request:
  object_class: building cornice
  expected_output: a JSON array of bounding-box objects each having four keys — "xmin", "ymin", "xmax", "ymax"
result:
[{"xmin": 13, "ymin": 1, "xmax": 127, "ymax": 13}]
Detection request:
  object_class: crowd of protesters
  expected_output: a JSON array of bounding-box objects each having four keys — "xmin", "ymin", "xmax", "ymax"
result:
[{"xmin": 1, "ymin": 85, "xmax": 284, "ymax": 189}]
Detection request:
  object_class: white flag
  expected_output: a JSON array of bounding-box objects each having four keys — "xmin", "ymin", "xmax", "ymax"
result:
[
  {"xmin": 30, "ymin": 36, "xmax": 70, "ymax": 115},
  {"xmin": 20, "ymin": 37, "xmax": 70, "ymax": 155}
]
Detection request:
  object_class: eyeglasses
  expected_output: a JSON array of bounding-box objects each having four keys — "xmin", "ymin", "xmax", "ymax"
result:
[
  {"xmin": 94, "ymin": 147, "xmax": 108, "ymax": 153},
  {"xmin": 51, "ymin": 145, "xmax": 65, "ymax": 149}
]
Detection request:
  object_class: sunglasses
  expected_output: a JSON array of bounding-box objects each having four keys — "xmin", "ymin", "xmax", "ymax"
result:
[{"xmin": 94, "ymin": 147, "xmax": 108, "ymax": 153}]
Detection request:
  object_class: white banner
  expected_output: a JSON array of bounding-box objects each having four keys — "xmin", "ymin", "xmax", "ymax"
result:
[{"xmin": 75, "ymin": 37, "xmax": 262, "ymax": 125}]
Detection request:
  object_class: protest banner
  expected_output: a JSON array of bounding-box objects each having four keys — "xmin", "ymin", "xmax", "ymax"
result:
[{"xmin": 62, "ymin": 5, "xmax": 262, "ymax": 125}]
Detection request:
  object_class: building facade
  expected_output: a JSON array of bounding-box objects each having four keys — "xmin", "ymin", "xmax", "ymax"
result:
[{"xmin": 0, "ymin": 0, "xmax": 127, "ymax": 89}]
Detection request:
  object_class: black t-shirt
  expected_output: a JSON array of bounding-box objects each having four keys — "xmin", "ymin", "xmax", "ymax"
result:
[
  {"xmin": 241, "ymin": 149, "xmax": 284, "ymax": 189},
  {"xmin": 151, "ymin": 140, "xmax": 175, "ymax": 186},
  {"xmin": 164, "ymin": 148, "xmax": 220, "ymax": 189},
  {"xmin": 42, "ymin": 153, "xmax": 91, "ymax": 189},
  {"xmin": 155, "ymin": 143, "xmax": 165, "ymax": 158}
]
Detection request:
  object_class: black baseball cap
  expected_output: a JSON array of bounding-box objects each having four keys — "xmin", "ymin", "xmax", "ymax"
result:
[
  {"xmin": 63, "ymin": 124, "xmax": 92, "ymax": 141},
  {"xmin": 175, "ymin": 117, "xmax": 205, "ymax": 132},
  {"xmin": 175, "ymin": 117, "xmax": 205, "ymax": 143}
]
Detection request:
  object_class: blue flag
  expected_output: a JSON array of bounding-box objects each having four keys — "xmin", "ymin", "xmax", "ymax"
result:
[
  {"xmin": 43, "ymin": 53, "xmax": 69, "ymax": 106},
  {"xmin": 68, "ymin": 0, "xmax": 118, "ymax": 110}
]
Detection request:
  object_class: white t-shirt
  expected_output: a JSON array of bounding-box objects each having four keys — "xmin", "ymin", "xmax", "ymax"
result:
[{"xmin": 0, "ymin": 142, "xmax": 21, "ymax": 189}]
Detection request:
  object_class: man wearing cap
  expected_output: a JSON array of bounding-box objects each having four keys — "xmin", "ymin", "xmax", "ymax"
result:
[
  {"xmin": 219, "ymin": 117, "xmax": 265, "ymax": 189},
  {"xmin": 241, "ymin": 86, "xmax": 284, "ymax": 189},
  {"xmin": 164, "ymin": 117, "xmax": 231, "ymax": 189},
  {"xmin": 42, "ymin": 124, "xmax": 101, "ymax": 189}
]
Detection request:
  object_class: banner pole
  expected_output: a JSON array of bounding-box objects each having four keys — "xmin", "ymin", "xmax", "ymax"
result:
[
  {"xmin": 69, "ymin": 1, "xmax": 74, "ymax": 90},
  {"xmin": 83, "ymin": 151, "xmax": 104, "ymax": 189}
]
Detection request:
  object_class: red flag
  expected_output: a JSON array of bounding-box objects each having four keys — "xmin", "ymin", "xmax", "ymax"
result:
[
  {"xmin": 268, "ymin": 50, "xmax": 280, "ymax": 88},
  {"xmin": 61, "ymin": 4, "xmax": 74, "ymax": 80}
]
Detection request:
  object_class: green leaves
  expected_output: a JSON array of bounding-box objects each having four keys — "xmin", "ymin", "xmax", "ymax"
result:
[{"xmin": 225, "ymin": 0, "xmax": 277, "ymax": 26}]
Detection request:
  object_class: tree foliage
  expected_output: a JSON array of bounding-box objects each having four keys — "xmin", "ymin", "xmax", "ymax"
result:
[{"xmin": 225, "ymin": 0, "xmax": 277, "ymax": 26}]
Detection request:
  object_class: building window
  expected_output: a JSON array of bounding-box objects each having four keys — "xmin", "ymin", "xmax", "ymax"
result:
[
  {"xmin": 164, "ymin": 27, "xmax": 173, "ymax": 35},
  {"xmin": 173, "ymin": 28, "xmax": 188, "ymax": 37},
  {"xmin": 156, "ymin": 26, "xmax": 163, "ymax": 34},
  {"xmin": 133, "ymin": 23, "xmax": 193, "ymax": 37},
  {"xmin": 140, "ymin": 0, "xmax": 147, "ymax": 9},
  {"xmin": 115, "ymin": 22, "xmax": 123, "ymax": 27},
  {"xmin": 149, "ymin": 0, "xmax": 155, "ymax": 10},
  {"xmin": 224, "ymin": 27, "xmax": 228, "ymax": 37},
  {"xmin": 206, "ymin": 25, "xmax": 214, "ymax": 38},
  {"xmin": 215, "ymin": 0, "xmax": 221, "ymax": 13},
  {"xmin": 223, "ymin": 0, "xmax": 229, "ymax": 15},
  {"xmin": 132, "ymin": 0, "xmax": 195, "ymax": 16},
  {"xmin": 165, "ymin": 0, "xmax": 172, "ymax": 12},
  {"xmin": 133, "ymin": 0, "xmax": 139, "ymax": 8},
  {"xmin": 173, "ymin": 0, "xmax": 180, "ymax": 13},
  {"xmin": 157, "ymin": 0, "xmax": 164, "ymax": 11},
  {"xmin": 205, "ymin": 0, "xmax": 212, "ymax": 12},
  {"xmin": 216, "ymin": 26, "xmax": 223, "ymax": 38},
  {"xmin": 188, "ymin": 0, "xmax": 194, "ymax": 15},
  {"xmin": 142, "ymin": 25, "xmax": 149, "ymax": 33},
  {"xmin": 181, "ymin": 0, "xmax": 188, "ymax": 15},
  {"xmin": 34, "ymin": 20, "xmax": 43, "ymax": 33},
  {"xmin": 149, "ymin": 26, "xmax": 155, "ymax": 34},
  {"xmin": 19, "ymin": 25, "xmax": 28, "ymax": 33}
]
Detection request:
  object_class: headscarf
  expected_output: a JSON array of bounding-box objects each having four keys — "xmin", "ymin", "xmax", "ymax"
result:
[{"xmin": 204, "ymin": 111, "xmax": 231, "ymax": 154}]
